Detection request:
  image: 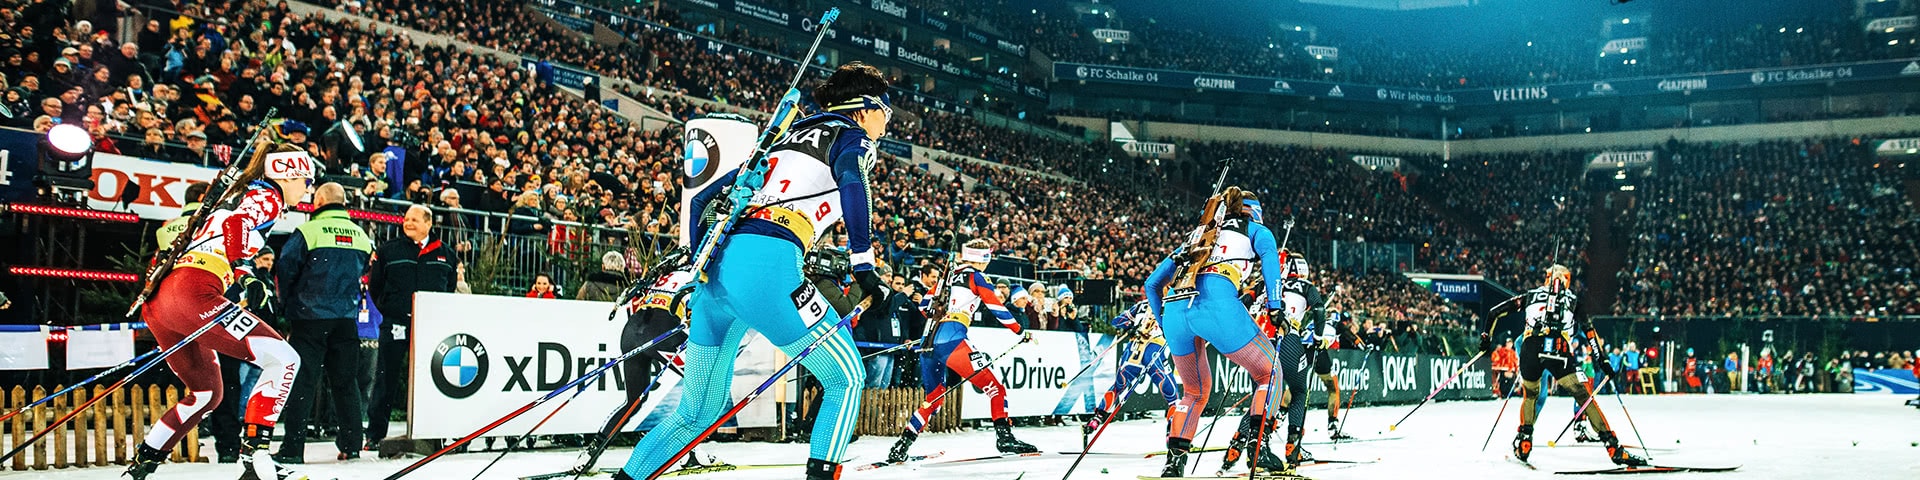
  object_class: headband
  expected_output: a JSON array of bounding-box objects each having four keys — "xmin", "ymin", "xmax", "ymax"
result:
[
  {"xmin": 960, "ymin": 246, "xmax": 991, "ymax": 264},
  {"xmin": 265, "ymin": 150, "xmax": 315, "ymax": 180}
]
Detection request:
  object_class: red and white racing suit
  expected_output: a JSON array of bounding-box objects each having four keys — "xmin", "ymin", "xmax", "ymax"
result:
[{"xmin": 138, "ymin": 182, "xmax": 300, "ymax": 451}]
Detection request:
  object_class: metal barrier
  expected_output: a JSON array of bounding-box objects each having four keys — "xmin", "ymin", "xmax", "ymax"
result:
[{"xmin": 352, "ymin": 198, "xmax": 676, "ymax": 296}]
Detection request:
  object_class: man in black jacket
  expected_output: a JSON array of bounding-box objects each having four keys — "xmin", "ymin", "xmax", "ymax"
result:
[
  {"xmin": 273, "ymin": 183, "xmax": 374, "ymax": 463},
  {"xmin": 364, "ymin": 205, "xmax": 457, "ymax": 453}
]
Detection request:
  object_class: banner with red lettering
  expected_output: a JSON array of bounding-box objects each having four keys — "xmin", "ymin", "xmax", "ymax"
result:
[{"xmin": 87, "ymin": 153, "xmax": 217, "ymax": 220}]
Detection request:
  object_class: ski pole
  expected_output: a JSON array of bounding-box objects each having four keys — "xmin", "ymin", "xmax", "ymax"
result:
[
  {"xmin": 1607, "ymin": 377, "xmax": 1654, "ymax": 460},
  {"xmin": 571, "ymin": 358, "xmax": 685, "ymax": 480},
  {"xmin": 129, "ymin": 111, "xmax": 279, "ymax": 317},
  {"xmin": 1388, "ymin": 350, "xmax": 1488, "ymax": 431},
  {"xmin": 1547, "ymin": 370, "xmax": 1614, "ymax": 448},
  {"xmin": 644, "ymin": 303, "xmax": 869, "ymax": 480},
  {"xmin": 0, "ymin": 347, "xmax": 159, "ymax": 425},
  {"xmin": 0, "ymin": 316, "xmax": 228, "ymax": 463},
  {"xmin": 1062, "ymin": 372, "xmax": 1142, "ymax": 480},
  {"xmin": 1332, "ymin": 345, "xmax": 1375, "ymax": 446},
  {"xmin": 1057, "ymin": 329, "xmax": 1132, "ymax": 388},
  {"xmin": 901, "ymin": 330, "xmax": 1031, "ymax": 425},
  {"xmin": 862, "ymin": 339, "xmax": 921, "ymax": 359},
  {"xmin": 1187, "ymin": 391, "xmax": 1253, "ymax": 467},
  {"xmin": 1479, "ymin": 384, "xmax": 1514, "ymax": 452},
  {"xmin": 684, "ymin": 7, "xmax": 842, "ymax": 280},
  {"xmin": 482, "ymin": 351, "xmax": 682, "ymax": 480},
  {"xmin": 383, "ymin": 326, "xmax": 687, "ymax": 480}
]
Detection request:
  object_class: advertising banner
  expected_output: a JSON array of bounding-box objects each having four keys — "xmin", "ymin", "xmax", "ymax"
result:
[
  {"xmin": 1350, "ymin": 155, "xmax": 1402, "ymax": 172},
  {"xmin": 679, "ymin": 115, "xmax": 761, "ymax": 247},
  {"xmin": 0, "ymin": 128, "xmax": 42, "ymax": 201},
  {"xmin": 1586, "ymin": 150, "xmax": 1657, "ymax": 171},
  {"xmin": 1852, "ymin": 368, "xmax": 1917, "ymax": 395},
  {"xmin": 1866, "ymin": 16, "xmax": 1917, "ymax": 32},
  {"xmin": 85, "ymin": 153, "xmax": 217, "ymax": 220},
  {"xmin": 1601, "ymin": 37, "xmax": 1648, "ymax": 54},
  {"xmin": 1305, "ymin": 45, "xmax": 1340, "ymax": 61},
  {"xmin": 1092, "ymin": 29, "xmax": 1131, "ymax": 44},
  {"xmin": 523, "ymin": 58, "xmax": 602, "ymax": 91},
  {"xmin": 409, "ymin": 292, "xmax": 783, "ymax": 439},
  {"xmin": 1116, "ymin": 348, "xmax": 1493, "ymax": 415},
  {"xmin": 959, "ymin": 329, "xmax": 1120, "ymax": 419},
  {"xmin": 1059, "ymin": 58, "xmax": 1920, "ymax": 105},
  {"xmin": 540, "ymin": 9, "xmax": 596, "ymax": 33},
  {"xmin": 1876, "ymin": 138, "xmax": 1920, "ymax": 155}
]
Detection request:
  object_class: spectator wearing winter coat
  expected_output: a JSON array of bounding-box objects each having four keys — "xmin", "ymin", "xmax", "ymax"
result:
[{"xmin": 575, "ymin": 252, "xmax": 627, "ymax": 302}]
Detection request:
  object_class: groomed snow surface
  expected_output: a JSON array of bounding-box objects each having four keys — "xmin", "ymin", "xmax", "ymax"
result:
[{"xmin": 2, "ymin": 394, "xmax": 1913, "ymax": 479}]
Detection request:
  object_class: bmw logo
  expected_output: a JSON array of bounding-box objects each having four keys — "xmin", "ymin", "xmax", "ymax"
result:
[
  {"xmin": 684, "ymin": 128, "xmax": 723, "ymax": 186},
  {"xmin": 431, "ymin": 334, "xmax": 489, "ymax": 399}
]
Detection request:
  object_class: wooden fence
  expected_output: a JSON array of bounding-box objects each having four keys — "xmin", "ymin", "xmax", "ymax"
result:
[
  {"xmin": 854, "ymin": 388, "xmax": 962, "ymax": 436},
  {"xmin": 1, "ymin": 385, "xmax": 204, "ymax": 471}
]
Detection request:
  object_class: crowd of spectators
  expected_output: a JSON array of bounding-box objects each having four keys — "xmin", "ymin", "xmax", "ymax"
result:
[
  {"xmin": 22, "ymin": 0, "xmax": 1914, "ymax": 327},
  {"xmin": 1616, "ymin": 138, "xmax": 1919, "ymax": 317}
]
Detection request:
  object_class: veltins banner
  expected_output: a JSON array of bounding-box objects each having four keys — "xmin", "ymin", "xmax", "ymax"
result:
[
  {"xmin": 679, "ymin": 115, "xmax": 761, "ymax": 247},
  {"xmin": 409, "ymin": 292, "xmax": 783, "ymax": 439}
]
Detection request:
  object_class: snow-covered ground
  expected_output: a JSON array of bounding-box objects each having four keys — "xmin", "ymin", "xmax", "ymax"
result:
[{"xmin": 2, "ymin": 394, "xmax": 1914, "ymax": 479}]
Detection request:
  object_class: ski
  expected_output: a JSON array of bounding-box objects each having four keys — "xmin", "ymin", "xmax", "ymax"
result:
[
  {"xmin": 1553, "ymin": 443, "xmax": 1680, "ymax": 453},
  {"xmin": 1507, "ymin": 456, "xmax": 1539, "ymax": 471},
  {"xmin": 1144, "ymin": 445, "xmax": 1221, "ymax": 456},
  {"xmin": 521, "ymin": 468, "xmax": 617, "ymax": 480},
  {"xmin": 1138, "ymin": 472, "xmax": 1315, "ymax": 480},
  {"xmin": 662, "ymin": 463, "xmax": 804, "ymax": 477},
  {"xmin": 925, "ymin": 452, "xmax": 1049, "ymax": 466},
  {"xmin": 855, "ymin": 451, "xmax": 946, "ymax": 471},
  {"xmin": 1555, "ymin": 465, "xmax": 1740, "ymax": 475},
  {"xmin": 1301, "ymin": 435, "xmax": 1405, "ymax": 446}
]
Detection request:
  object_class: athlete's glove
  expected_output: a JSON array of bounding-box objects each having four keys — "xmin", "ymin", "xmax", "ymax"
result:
[
  {"xmin": 1593, "ymin": 354, "xmax": 1617, "ymax": 379},
  {"xmin": 853, "ymin": 269, "xmax": 890, "ymax": 307},
  {"xmin": 1020, "ymin": 330, "xmax": 1034, "ymax": 343},
  {"xmin": 1479, "ymin": 333, "xmax": 1494, "ymax": 354}
]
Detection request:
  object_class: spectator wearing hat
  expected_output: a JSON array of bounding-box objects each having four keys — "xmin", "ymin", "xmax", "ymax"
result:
[
  {"xmin": 575, "ymin": 251, "xmax": 627, "ymax": 302},
  {"xmin": 281, "ymin": 119, "xmax": 309, "ymax": 145},
  {"xmin": 173, "ymin": 130, "xmax": 207, "ymax": 164}
]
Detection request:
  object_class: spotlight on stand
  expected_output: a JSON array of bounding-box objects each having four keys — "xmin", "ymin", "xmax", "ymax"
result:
[{"xmin": 35, "ymin": 124, "xmax": 96, "ymax": 203}]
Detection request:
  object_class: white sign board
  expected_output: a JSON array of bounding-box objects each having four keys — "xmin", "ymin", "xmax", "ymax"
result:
[
  {"xmin": 0, "ymin": 328, "xmax": 48, "ymax": 370},
  {"xmin": 409, "ymin": 292, "xmax": 781, "ymax": 439},
  {"xmin": 66, "ymin": 328, "xmax": 135, "ymax": 370},
  {"xmin": 959, "ymin": 329, "xmax": 1118, "ymax": 419}
]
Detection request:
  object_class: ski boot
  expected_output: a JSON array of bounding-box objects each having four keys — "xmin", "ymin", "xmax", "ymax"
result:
[
  {"xmin": 1573, "ymin": 418, "xmax": 1599, "ymax": 443},
  {"xmin": 1161, "ymin": 438, "xmax": 1192, "ymax": 478},
  {"xmin": 1513, "ymin": 424, "xmax": 1534, "ymax": 463},
  {"xmin": 123, "ymin": 443, "xmax": 168, "ymax": 480},
  {"xmin": 887, "ymin": 430, "xmax": 917, "ymax": 463},
  {"xmin": 1327, "ymin": 416, "xmax": 1353, "ymax": 441},
  {"xmin": 1083, "ymin": 408, "xmax": 1108, "ymax": 437},
  {"xmin": 806, "ymin": 458, "xmax": 844, "ymax": 480},
  {"xmin": 1283, "ymin": 426, "xmax": 1313, "ymax": 466},
  {"xmin": 1601, "ymin": 431, "xmax": 1649, "ymax": 467},
  {"xmin": 240, "ymin": 425, "xmax": 308, "ymax": 480},
  {"xmin": 993, "ymin": 418, "xmax": 1039, "ymax": 454},
  {"xmin": 1245, "ymin": 435, "xmax": 1291, "ymax": 476},
  {"xmin": 1221, "ymin": 414, "xmax": 1269, "ymax": 470}
]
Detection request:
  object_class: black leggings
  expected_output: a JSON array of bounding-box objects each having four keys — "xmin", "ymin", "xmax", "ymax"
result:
[{"xmin": 593, "ymin": 308, "xmax": 687, "ymax": 441}]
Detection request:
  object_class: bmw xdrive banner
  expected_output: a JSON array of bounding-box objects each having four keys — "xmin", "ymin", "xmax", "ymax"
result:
[
  {"xmin": 679, "ymin": 114, "xmax": 761, "ymax": 247},
  {"xmin": 409, "ymin": 292, "xmax": 783, "ymax": 439}
]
